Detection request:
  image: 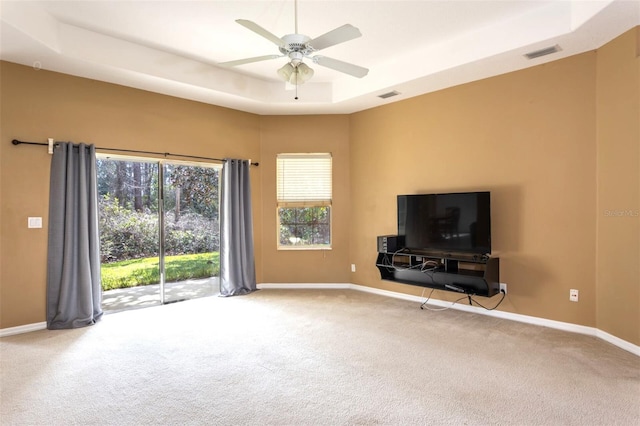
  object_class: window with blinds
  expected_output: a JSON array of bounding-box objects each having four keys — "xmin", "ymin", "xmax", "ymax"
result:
[{"xmin": 276, "ymin": 153, "xmax": 332, "ymax": 249}]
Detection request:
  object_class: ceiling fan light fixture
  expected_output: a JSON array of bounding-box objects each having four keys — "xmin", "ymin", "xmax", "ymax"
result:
[
  {"xmin": 277, "ymin": 63, "xmax": 295, "ymax": 81},
  {"xmin": 278, "ymin": 62, "xmax": 314, "ymax": 85},
  {"xmin": 288, "ymin": 51, "xmax": 304, "ymax": 66},
  {"xmin": 296, "ymin": 63, "xmax": 314, "ymax": 83}
]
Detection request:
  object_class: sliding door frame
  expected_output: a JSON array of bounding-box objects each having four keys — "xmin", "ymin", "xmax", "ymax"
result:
[{"xmin": 97, "ymin": 153, "xmax": 222, "ymax": 308}]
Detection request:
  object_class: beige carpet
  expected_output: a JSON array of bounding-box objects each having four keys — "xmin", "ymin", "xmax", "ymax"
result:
[{"xmin": 1, "ymin": 289, "xmax": 638, "ymax": 425}]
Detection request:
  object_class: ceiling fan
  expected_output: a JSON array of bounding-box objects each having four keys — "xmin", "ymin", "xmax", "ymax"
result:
[{"xmin": 219, "ymin": 0, "xmax": 369, "ymax": 85}]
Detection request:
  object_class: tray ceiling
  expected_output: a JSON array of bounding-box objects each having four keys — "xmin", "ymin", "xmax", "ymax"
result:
[{"xmin": 1, "ymin": 0, "xmax": 638, "ymax": 115}]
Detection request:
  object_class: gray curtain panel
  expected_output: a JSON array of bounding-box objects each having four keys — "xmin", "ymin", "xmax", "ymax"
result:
[
  {"xmin": 219, "ymin": 159, "xmax": 257, "ymax": 296},
  {"xmin": 46, "ymin": 142, "xmax": 103, "ymax": 329}
]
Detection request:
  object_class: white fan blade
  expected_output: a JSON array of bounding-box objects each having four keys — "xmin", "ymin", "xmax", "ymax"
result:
[
  {"xmin": 313, "ymin": 56, "xmax": 369, "ymax": 78},
  {"xmin": 236, "ymin": 19, "xmax": 284, "ymax": 47},
  {"xmin": 308, "ymin": 24, "xmax": 362, "ymax": 51},
  {"xmin": 219, "ymin": 55, "xmax": 281, "ymax": 67}
]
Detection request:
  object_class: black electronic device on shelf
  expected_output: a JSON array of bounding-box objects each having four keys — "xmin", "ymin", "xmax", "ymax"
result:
[
  {"xmin": 376, "ymin": 191, "xmax": 499, "ymax": 297},
  {"xmin": 377, "ymin": 235, "xmax": 405, "ymax": 253}
]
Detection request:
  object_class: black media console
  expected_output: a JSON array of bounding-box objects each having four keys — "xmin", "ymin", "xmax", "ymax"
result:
[{"xmin": 375, "ymin": 249, "xmax": 500, "ymax": 297}]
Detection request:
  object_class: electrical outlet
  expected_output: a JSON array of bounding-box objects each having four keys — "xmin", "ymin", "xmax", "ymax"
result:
[
  {"xmin": 570, "ymin": 289, "xmax": 579, "ymax": 302},
  {"xmin": 499, "ymin": 283, "xmax": 507, "ymax": 295},
  {"xmin": 351, "ymin": 264, "xmax": 356, "ymax": 273}
]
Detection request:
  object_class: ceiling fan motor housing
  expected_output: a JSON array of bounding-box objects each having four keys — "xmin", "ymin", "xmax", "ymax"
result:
[{"xmin": 280, "ymin": 34, "xmax": 314, "ymax": 64}]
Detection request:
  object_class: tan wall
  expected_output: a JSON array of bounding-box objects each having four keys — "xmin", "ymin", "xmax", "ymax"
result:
[
  {"xmin": 1, "ymin": 28, "xmax": 638, "ymax": 346},
  {"xmin": 595, "ymin": 28, "xmax": 640, "ymax": 345},
  {"xmin": 349, "ymin": 52, "xmax": 599, "ymax": 326},
  {"xmin": 0, "ymin": 62, "xmax": 262, "ymax": 328},
  {"xmin": 259, "ymin": 115, "xmax": 351, "ymax": 284}
]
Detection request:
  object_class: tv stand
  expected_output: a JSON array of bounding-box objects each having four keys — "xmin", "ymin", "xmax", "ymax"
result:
[{"xmin": 375, "ymin": 249, "xmax": 500, "ymax": 297}]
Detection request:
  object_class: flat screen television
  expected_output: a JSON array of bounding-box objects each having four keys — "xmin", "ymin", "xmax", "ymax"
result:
[{"xmin": 397, "ymin": 191, "xmax": 491, "ymax": 255}]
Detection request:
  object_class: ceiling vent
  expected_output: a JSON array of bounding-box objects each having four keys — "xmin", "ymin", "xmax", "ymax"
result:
[
  {"xmin": 378, "ymin": 90, "xmax": 400, "ymax": 99},
  {"xmin": 524, "ymin": 45, "xmax": 561, "ymax": 60}
]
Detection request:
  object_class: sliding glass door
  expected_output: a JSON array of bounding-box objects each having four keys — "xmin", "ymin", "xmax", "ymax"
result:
[
  {"xmin": 97, "ymin": 156, "xmax": 220, "ymax": 312},
  {"xmin": 161, "ymin": 163, "xmax": 220, "ymax": 304}
]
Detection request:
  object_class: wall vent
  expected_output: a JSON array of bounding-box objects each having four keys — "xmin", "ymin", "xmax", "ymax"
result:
[
  {"xmin": 524, "ymin": 45, "xmax": 561, "ymax": 60},
  {"xmin": 378, "ymin": 90, "xmax": 400, "ymax": 99}
]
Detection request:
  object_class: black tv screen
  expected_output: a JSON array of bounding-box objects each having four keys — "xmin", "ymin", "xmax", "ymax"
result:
[{"xmin": 397, "ymin": 191, "xmax": 491, "ymax": 254}]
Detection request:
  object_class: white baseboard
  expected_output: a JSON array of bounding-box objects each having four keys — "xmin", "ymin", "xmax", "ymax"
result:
[
  {"xmin": 0, "ymin": 321, "xmax": 47, "ymax": 337},
  {"xmin": 3, "ymin": 284, "xmax": 639, "ymax": 357},
  {"xmin": 596, "ymin": 329, "xmax": 640, "ymax": 356},
  {"xmin": 258, "ymin": 282, "xmax": 640, "ymax": 357},
  {"xmin": 258, "ymin": 283, "xmax": 351, "ymax": 290}
]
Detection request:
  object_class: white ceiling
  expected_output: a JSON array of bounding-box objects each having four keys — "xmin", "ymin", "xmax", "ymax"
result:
[{"xmin": 1, "ymin": 0, "xmax": 638, "ymax": 115}]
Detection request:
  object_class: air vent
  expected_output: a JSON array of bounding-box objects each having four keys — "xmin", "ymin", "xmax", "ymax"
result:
[
  {"xmin": 524, "ymin": 45, "xmax": 561, "ymax": 60},
  {"xmin": 378, "ymin": 90, "xmax": 400, "ymax": 99}
]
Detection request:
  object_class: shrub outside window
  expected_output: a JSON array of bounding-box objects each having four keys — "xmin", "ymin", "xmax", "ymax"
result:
[{"xmin": 277, "ymin": 153, "xmax": 332, "ymax": 249}]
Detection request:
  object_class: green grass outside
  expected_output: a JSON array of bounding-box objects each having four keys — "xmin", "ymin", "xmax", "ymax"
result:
[{"xmin": 101, "ymin": 252, "xmax": 220, "ymax": 291}]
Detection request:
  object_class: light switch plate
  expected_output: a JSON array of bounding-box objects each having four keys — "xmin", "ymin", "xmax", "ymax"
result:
[{"xmin": 28, "ymin": 217, "xmax": 42, "ymax": 228}]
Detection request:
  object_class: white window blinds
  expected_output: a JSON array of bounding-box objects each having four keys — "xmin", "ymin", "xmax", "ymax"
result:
[{"xmin": 277, "ymin": 153, "xmax": 332, "ymax": 203}]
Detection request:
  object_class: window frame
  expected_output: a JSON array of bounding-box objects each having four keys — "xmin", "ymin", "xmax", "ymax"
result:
[{"xmin": 276, "ymin": 153, "xmax": 332, "ymax": 250}]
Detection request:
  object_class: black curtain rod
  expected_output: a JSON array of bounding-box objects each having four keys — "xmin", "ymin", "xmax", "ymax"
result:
[{"xmin": 11, "ymin": 139, "xmax": 259, "ymax": 166}]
